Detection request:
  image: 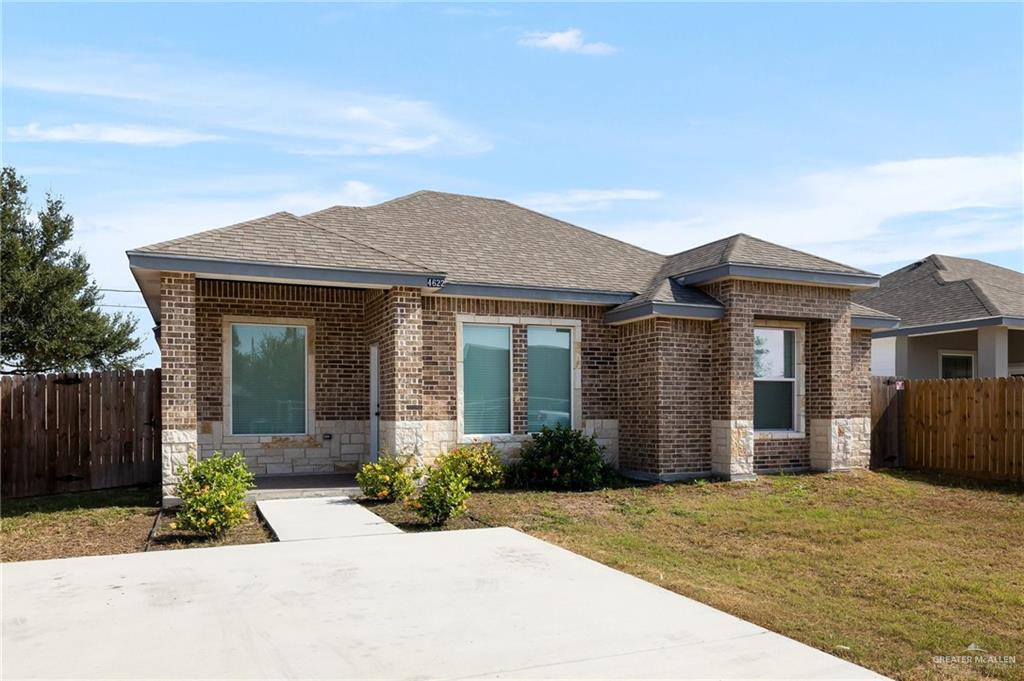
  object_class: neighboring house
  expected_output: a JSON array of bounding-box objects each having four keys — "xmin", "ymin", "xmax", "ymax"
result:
[
  {"xmin": 127, "ymin": 191, "xmax": 895, "ymax": 501},
  {"xmin": 853, "ymin": 255, "xmax": 1024, "ymax": 379}
]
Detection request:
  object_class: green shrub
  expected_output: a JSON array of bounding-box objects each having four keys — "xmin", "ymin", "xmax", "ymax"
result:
[
  {"xmin": 507, "ymin": 424, "xmax": 610, "ymax": 491},
  {"xmin": 434, "ymin": 442, "xmax": 504, "ymax": 489},
  {"xmin": 413, "ymin": 464, "xmax": 470, "ymax": 525},
  {"xmin": 356, "ymin": 454, "xmax": 418, "ymax": 501},
  {"xmin": 173, "ymin": 452, "xmax": 255, "ymax": 538}
]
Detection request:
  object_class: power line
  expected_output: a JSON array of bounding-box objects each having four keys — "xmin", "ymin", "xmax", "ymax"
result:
[
  {"xmin": 98, "ymin": 304, "xmax": 149, "ymax": 309},
  {"xmin": 99, "ymin": 288, "xmax": 142, "ymax": 294}
]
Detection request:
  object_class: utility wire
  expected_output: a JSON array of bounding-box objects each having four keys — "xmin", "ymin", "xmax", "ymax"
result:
[{"xmin": 98, "ymin": 303, "xmax": 149, "ymax": 309}]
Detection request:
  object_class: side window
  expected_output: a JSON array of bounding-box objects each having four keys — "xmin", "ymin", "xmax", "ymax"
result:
[{"xmin": 753, "ymin": 327, "xmax": 796, "ymax": 431}]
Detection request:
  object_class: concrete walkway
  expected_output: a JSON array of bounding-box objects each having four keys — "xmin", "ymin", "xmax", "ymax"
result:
[
  {"xmin": 256, "ymin": 495, "xmax": 401, "ymax": 541},
  {"xmin": 2, "ymin": 527, "xmax": 882, "ymax": 679}
]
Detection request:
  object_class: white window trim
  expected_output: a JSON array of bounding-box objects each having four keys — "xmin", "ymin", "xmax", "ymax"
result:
[
  {"xmin": 938, "ymin": 350, "xmax": 976, "ymax": 379},
  {"xmin": 222, "ymin": 316, "xmax": 315, "ymax": 439},
  {"xmin": 753, "ymin": 321, "xmax": 806, "ymax": 438},
  {"xmin": 458, "ymin": 323, "xmax": 514, "ymax": 438},
  {"xmin": 455, "ymin": 314, "xmax": 582, "ymax": 443},
  {"xmin": 526, "ymin": 325, "xmax": 575, "ymax": 435}
]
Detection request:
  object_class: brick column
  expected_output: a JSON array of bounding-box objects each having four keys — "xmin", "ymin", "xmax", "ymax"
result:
[
  {"xmin": 708, "ymin": 282, "xmax": 755, "ymax": 481},
  {"xmin": 807, "ymin": 312, "xmax": 865, "ymax": 471},
  {"xmin": 376, "ymin": 287, "xmax": 427, "ymax": 459},
  {"xmin": 160, "ymin": 272, "xmax": 197, "ymax": 504}
]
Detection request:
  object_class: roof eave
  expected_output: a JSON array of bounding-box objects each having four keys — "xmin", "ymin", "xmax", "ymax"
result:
[
  {"xmin": 433, "ymin": 282, "xmax": 635, "ymax": 306},
  {"xmin": 127, "ymin": 251, "xmax": 445, "ymax": 288},
  {"xmin": 851, "ymin": 315, "xmax": 900, "ymax": 331},
  {"xmin": 676, "ymin": 263, "xmax": 880, "ymax": 289},
  {"xmin": 873, "ymin": 315, "xmax": 1024, "ymax": 338},
  {"xmin": 604, "ymin": 301, "xmax": 725, "ymax": 325}
]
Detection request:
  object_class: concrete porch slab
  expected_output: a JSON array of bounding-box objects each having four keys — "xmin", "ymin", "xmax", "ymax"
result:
[
  {"xmin": 247, "ymin": 473, "xmax": 360, "ymax": 501},
  {"xmin": 256, "ymin": 495, "xmax": 401, "ymax": 541}
]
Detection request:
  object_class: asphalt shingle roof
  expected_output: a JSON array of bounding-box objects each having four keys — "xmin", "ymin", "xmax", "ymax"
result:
[
  {"xmin": 852, "ymin": 254, "xmax": 1024, "ymax": 326},
  {"xmin": 134, "ymin": 211, "xmax": 433, "ymax": 274},
  {"xmin": 131, "ymin": 191, "xmax": 875, "ymax": 305}
]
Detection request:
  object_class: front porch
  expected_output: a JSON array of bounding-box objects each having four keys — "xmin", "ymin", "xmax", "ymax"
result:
[{"xmin": 247, "ymin": 473, "xmax": 360, "ymax": 502}]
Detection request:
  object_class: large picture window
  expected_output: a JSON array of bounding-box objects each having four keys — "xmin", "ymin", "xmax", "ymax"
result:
[
  {"xmin": 463, "ymin": 324, "xmax": 511, "ymax": 435},
  {"xmin": 940, "ymin": 352, "xmax": 974, "ymax": 379},
  {"xmin": 527, "ymin": 327, "xmax": 572, "ymax": 431},
  {"xmin": 754, "ymin": 327, "xmax": 796, "ymax": 431},
  {"xmin": 231, "ymin": 323, "xmax": 307, "ymax": 435}
]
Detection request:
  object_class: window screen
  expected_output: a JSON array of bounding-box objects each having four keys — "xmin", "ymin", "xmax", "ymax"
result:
[
  {"xmin": 528, "ymin": 327, "xmax": 571, "ymax": 431},
  {"xmin": 463, "ymin": 325, "xmax": 511, "ymax": 434},
  {"xmin": 754, "ymin": 328, "xmax": 795, "ymax": 430},
  {"xmin": 231, "ymin": 324, "xmax": 306, "ymax": 435}
]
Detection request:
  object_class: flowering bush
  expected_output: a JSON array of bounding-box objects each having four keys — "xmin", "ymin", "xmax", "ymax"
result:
[
  {"xmin": 356, "ymin": 454, "xmax": 418, "ymax": 501},
  {"xmin": 413, "ymin": 464, "xmax": 470, "ymax": 525},
  {"xmin": 506, "ymin": 424, "xmax": 610, "ymax": 491},
  {"xmin": 434, "ymin": 442, "xmax": 504, "ymax": 490},
  {"xmin": 173, "ymin": 452, "xmax": 255, "ymax": 537}
]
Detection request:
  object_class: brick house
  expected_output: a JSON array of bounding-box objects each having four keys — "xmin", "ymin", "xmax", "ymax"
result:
[{"xmin": 128, "ymin": 191, "xmax": 896, "ymax": 501}]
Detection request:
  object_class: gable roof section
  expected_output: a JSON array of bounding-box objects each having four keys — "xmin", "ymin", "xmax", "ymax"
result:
[
  {"xmin": 658, "ymin": 233, "xmax": 877, "ymax": 288},
  {"xmin": 852, "ymin": 255, "xmax": 1024, "ymax": 332}
]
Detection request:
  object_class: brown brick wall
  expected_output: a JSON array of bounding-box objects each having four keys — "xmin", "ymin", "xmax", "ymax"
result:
[
  {"xmin": 850, "ymin": 329, "xmax": 872, "ymax": 418},
  {"xmin": 617, "ymin": 317, "xmax": 713, "ymax": 476},
  {"xmin": 420, "ymin": 297, "xmax": 617, "ymax": 429},
  {"xmin": 702, "ymin": 280, "xmax": 852, "ymax": 474},
  {"xmin": 161, "ymin": 273, "xmax": 197, "ymax": 430},
  {"xmin": 195, "ymin": 279, "xmax": 368, "ymax": 423}
]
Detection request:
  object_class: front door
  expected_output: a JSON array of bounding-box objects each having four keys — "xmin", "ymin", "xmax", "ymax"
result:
[{"xmin": 369, "ymin": 344, "xmax": 380, "ymax": 461}]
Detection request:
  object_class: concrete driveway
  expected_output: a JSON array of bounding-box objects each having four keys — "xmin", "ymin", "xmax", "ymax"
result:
[{"xmin": 2, "ymin": 527, "xmax": 881, "ymax": 679}]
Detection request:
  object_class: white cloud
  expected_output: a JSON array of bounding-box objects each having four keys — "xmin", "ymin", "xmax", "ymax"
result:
[
  {"xmin": 7, "ymin": 122, "xmax": 221, "ymax": 146},
  {"xmin": 518, "ymin": 28, "xmax": 617, "ymax": 55},
  {"xmin": 518, "ymin": 188, "xmax": 661, "ymax": 213},
  {"xmin": 5, "ymin": 51, "xmax": 490, "ymax": 156},
  {"xmin": 598, "ymin": 153, "xmax": 1023, "ymax": 270}
]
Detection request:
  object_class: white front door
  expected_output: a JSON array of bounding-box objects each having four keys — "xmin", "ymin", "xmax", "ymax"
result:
[{"xmin": 369, "ymin": 344, "xmax": 380, "ymax": 461}]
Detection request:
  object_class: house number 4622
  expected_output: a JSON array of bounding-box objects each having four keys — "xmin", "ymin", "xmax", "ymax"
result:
[{"xmin": 426, "ymin": 277, "xmax": 446, "ymax": 288}]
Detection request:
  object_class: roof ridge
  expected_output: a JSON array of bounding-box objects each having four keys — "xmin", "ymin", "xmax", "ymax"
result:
[
  {"xmin": 721, "ymin": 233, "xmax": 745, "ymax": 263},
  {"xmin": 663, "ymin": 233, "xmax": 737, "ymax": 259},
  {"xmin": 292, "ymin": 211, "xmax": 436, "ymax": 273},
  {"xmin": 962, "ymin": 279, "xmax": 1000, "ymax": 316}
]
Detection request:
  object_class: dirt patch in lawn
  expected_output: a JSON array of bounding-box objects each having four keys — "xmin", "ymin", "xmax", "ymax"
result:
[
  {"xmin": 2, "ymin": 487, "xmax": 272, "ymax": 561},
  {"xmin": 1, "ymin": 487, "xmax": 159, "ymax": 562},
  {"xmin": 364, "ymin": 470, "xmax": 1024, "ymax": 681}
]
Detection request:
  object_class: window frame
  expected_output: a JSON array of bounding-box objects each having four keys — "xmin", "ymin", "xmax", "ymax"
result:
[
  {"xmin": 223, "ymin": 317, "xmax": 314, "ymax": 438},
  {"xmin": 459, "ymin": 322, "xmax": 514, "ymax": 437},
  {"xmin": 938, "ymin": 350, "xmax": 976, "ymax": 379},
  {"xmin": 753, "ymin": 325, "xmax": 800, "ymax": 434},
  {"xmin": 526, "ymin": 324, "xmax": 575, "ymax": 434}
]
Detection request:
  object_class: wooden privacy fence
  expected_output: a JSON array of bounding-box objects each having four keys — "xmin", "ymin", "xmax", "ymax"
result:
[
  {"xmin": 871, "ymin": 376, "xmax": 1024, "ymax": 482},
  {"xmin": 1, "ymin": 370, "xmax": 161, "ymax": 498}
]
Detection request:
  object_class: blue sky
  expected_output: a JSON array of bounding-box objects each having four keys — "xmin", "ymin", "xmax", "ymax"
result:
[{"xmin": 3, "ymin": 2, "xmax": 1022, "ymax": 367}]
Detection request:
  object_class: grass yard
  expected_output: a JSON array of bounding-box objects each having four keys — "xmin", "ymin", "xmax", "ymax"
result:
[
  {"xmin": 1, "ymin": 486, "xmax": 271, "ymax": 562},
  {"xmin": 369, "ymin": 470, "xmax": 1024, "ymax": 681}
]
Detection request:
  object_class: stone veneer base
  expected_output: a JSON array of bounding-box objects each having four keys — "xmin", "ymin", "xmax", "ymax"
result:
[
  {"xmin": 378, "ymin": 419, "xmax": 619, "ymax": 465},
  {"xmin": 162, "ymin": 428, "xmax": 197, "ymax": 506},
  {"xmin": 197, "ymin": 420, "xmax": 369, "ymax": 476},
  {"xmin": 710, "ymin": 419, "xmax": 755, "ymax": 481},
  {"xmin": 809, "ymin": 417, "xmax": 871, "ymax": 471}
]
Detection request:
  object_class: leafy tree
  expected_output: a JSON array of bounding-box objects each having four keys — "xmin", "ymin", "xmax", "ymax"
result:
[{"xmin": 1, "ymin": 167, "xmax": 145, "ymax": 373}]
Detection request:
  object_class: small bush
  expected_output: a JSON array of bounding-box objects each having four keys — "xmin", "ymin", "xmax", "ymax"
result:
[
  {"xmin": 434, "ymin": 442, "xmax": 504, "ymax": 489},
  {"xmin": 173, "ymin": 452, "xmax": 255, "ymax": 538},
  {"xmin": 507, "ymin": 424, "xmax": 610, "ymax": 491},
  {"xmin": 413, "ymin": 464, "xmax": 471, "ymax": 525},
  {"xmin": 356, "ymin": 454, "xmax": 418, "ymax": 501}
]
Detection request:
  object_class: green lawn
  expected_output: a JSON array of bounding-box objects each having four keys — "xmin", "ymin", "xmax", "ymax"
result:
[
  {"xmin": 370, "ymin": 470, "xmax": 1024, "ymax": 681},
  {"xmin": 1, "ymin": 486, "xmax": 271, "ymax": 561}
]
